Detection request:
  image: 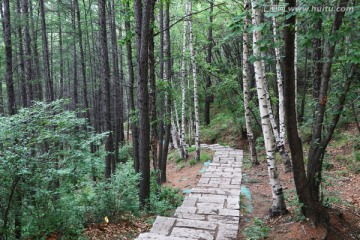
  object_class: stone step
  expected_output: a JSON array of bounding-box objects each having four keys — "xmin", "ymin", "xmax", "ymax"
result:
[{"xmin": 136, "ymin": 144, "xmax": 243, "ymax": 240}]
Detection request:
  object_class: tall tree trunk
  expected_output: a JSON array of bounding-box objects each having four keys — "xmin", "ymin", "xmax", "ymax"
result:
[
  {"xmin": 161, "ymin": 0, "xmax": 172, "ymax": 184},
  {"xmin": 109, "ymin": 0, "xmax": 124, "ymax": 170},
  {"xmin": 134, "ymin": 0, "xmax": 152, "ymax": 208},
  {"xmin": 269, "ymin": 2, "xmax": 292, "ymax": 172},
  {"xmin": 75, "ymin": 0, "xmax": 90, "ymax": 121},
  {"xmin": 204, "ymin": 0, "xmax": 213, "ymax": 125},
  {"xmin": 23, "ymin": 0, "xmax": 33, "ymax": 104},
  {"xmin": 242, "ymin": 0, "xmax": 258, "ymax": 165},
  {"xmin": 251, "ymin": 0, "xmax": 287, "ymax": 216},
  {"xmin": 39, "ymin": 0, "xmax": 54, "ymax": 102},
  {"xmin": 72, "ymin": 1, "xmax": 78, "ymax": 108},
  {"xmin": 158, "ymin": 0, "xmax": 165, "ymax": 181},
  {"xmin": 180, "ymin": 2, "xmax": 189, "ymax": 159},
  {"xmin": 30, "ymin": 0, "xmax": 42, "ymax": 100},
  {"xmin": 148, "ymin": 0, "xmax": 159, "ymax": 182},
  {"xmin": 307, "ymin": 0, "xmax": 350, "ymax": 203},
  {"xmin": 125, "ymin": 0, "xmax": 139, "ymax": 173},
  {"xmin": 2, "ymin": 0, "xmax": 15, "ymax": 115},
  {"xmin": 98, "ymin": 0, "xmax": 114, "ymax": 178},
  {"xmin": 16, "ymin": 0, "xmax": 27, "ymax": 108},
  {"xmin": 57, "ymin": 1, "xmax": 64, "ymax": 99},
  {"xmin": 188, "ymin": 1, "xmax": 200, "ymax": 161}
]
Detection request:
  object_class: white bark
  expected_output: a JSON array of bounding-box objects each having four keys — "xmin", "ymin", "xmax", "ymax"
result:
[
  {"xmin": 171, "ymin": 109, "xmax": 182, "ymax": 157},
  {"xmin": 251, "ymin": 0, "xmax": 287, "ymax": 215},
  {"xmin": 180, "ymin": 3, "xmax": 189, "ymax": 159},
  {"xmin": 188, "ymin": 1, "xmax": 200, "ymax": 161},
  {"xmin": 260, "ymin": 5, "xmax": 292, "ymax": 172},
  {"xmin": 242, "ymin": 0, "xmax": 258, "ymax": 165}
]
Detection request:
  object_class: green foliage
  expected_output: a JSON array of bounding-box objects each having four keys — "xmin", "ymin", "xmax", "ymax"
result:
[
  {"xmin": 199, "ymin": 152, "xmax": 211, "ymax": 163},
  {"xmin": 189, "ymin": 159, "xmax": 196, "ymax": 166},
  {"xmin": 0, "ymin": 101, "xmax": 142, "ymax": 239},
  {"xmin": 149, "ymin": 174, "xmax": 183, "ymax": 216},
  {"xmin": 243, "ymin": 217, "xmax": 271, "ymax": 240},
  {"xmin": 119, "ymin": 144, "xmax": 133, "ymax": 163},
  {"xmin": 285, "ymin": 190, "xmax": 306, "ymax": 221},
  {"xmin": 0, "ymin": 101, "xmax": 105, "ymax": 238},
  {"xmin": 188, "ymin": 146, "xmax": 196, "ymax": 153}
]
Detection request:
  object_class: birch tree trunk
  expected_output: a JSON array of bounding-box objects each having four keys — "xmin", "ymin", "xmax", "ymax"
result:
[
  {"xmin": 242, "ymin": 0, "xmax": 258, "ymax": 165},
  {"xmin": 180, "ymin": 3, "xmax": 189, "ymax": 159},
  {"xmin": 251, "ymin": 0, "xmax": 287, "ymax": 216},
  {"xmin": 188, "ymin": 1, "xmax": 200, "ymax": 161},
  {"xmin": 268, "ymin": 6, "xmax": 292, "ymax": 172}
]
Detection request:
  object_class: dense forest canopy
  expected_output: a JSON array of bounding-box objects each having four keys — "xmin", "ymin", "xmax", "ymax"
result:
[{"xmin": 0, "ymin": 0, "xmax": 359, "ymax": 238}]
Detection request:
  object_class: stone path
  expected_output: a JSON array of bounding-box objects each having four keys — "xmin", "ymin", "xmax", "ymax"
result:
[{"xmin": 137, "ymin": 144, "xmax": 243, "ymax": 240}]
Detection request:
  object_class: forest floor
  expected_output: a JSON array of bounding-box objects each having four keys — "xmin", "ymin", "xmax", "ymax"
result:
[
  {"xmin": 85, "ymin": 124, "xmax": 360, "ymax": 240},
  {"xmin": 239, "ymin": 123, "xmax": 360, "ymax": 240}
]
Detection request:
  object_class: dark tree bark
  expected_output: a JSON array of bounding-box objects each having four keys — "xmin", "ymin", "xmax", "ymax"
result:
[
  {"xmin": 109, "ymin": 0, "xmax": 124, "ymax": 169},
  {"xmin": 75, "ymin": 0, "xmax": 91, "ymax": 121},
  {"xmin": 16, "ymin": 0, "xmax": 27, "ymax": 108},
  {"xmin": 148, "ymin": 0, "xmax": 159, "ymax": 184},
  {"xmin": 72, "ymin": 0, "xmax": 78, "ymax": 108},
  {"xmin": 22, "ymin": 0, "xmax": 34, "ymax": 104},
  {"xmin": 57, "ymin": 1, "xmax": 64, "ymax": 98},
  {"xmin": 125, "ymin": 0, "xmax": 139, "ymax": 173},
  {"xmin": 2, "ymin": 0, "xmax": 15, "ymax": 115},
  {"xmin": 307, "ymin": 0, "xmax": 350, "ymax": 203},
  {"xmin": 98, "ymin": 0, "xmax": 114, "ymax": 178},
  {"xmin": 284, "ymin": 0, "xmax": 351, "ymax": 226},
  {"xmin": 158, "ymin": 0, "xmax": 165, "ymax": 179},
  {"xmin": 39, "ymin": 0, "xmax": 54, "ymax": 102},
  {"xmin": 134, "ymin": 0, "xmax": 152, "ymax": 208},
  {"xmin": 204, "ymin": 0, "xmax": 213, "ymax": 125},
  {"xmin": 30, "ymin": 0, "xmax": 42, "ymax": 100},
  {"xmin": 161, "ymin": 1, "xmax": 172, "ymax": 184}
]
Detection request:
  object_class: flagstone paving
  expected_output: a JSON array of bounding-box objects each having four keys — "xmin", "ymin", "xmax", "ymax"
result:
[{"xmin": 136, "ymin": 144, "xmax": 243, "ymax": 240}]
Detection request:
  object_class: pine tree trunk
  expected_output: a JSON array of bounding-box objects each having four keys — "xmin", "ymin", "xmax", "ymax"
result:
[
  {"xmin": 134, "ymin": 0, "xmax": 152, "ymax": 208},
  {"xmin": 204, "ymin": 0, "xmax": 213, "ymax": 126},
  {"xmin": 98, "ymin": 0, "xmax": 114, "ymax": 178},
  {"xmin": 242, "ymin": 0, "xmax": 258, "ymax": 165},
  {"xmin": 16, "ymin": 0, "xmax": 27, "ymax": 108},
  {"xmin": 75, "ymin": 0, "xmax": 91, "ymax": 121},
  {"xmin": 251, "ymin": 0, "xmax": 287, "ymax": 216},
  {"xmin": 72, "ymin": 2, "xmax": 78, "ymax": 108},
  {"xmin": 30, "ymin": 0, "xmax": 43, "ymax": 100},
  {"xmin": 109, "ymin": 0, "xmax": 124, "ymax": 169},
  {"xmin": 57, "ymin": 1, "xmax": 64, "ymax": 99},
  {"xmin": 148, "ymin": 0, "xmax": 159, "ymax": 182},
  {"xmin": 188, "ymin": 1, "xmax": 200, "ymax": 161},
  {"xmin": 125, "ymin": 0, "xmax": 139, "ymax": 173},
  {"xmin": 39, "ymin": 0, "xmax": 54, "ymax": 102},
  {"xmin": 2, "ymin": 0, "xmax": 15, "ymax": 115},
  {"xmin": 161, "ymin": 1, "xmax": 172, "ymax": 183}
]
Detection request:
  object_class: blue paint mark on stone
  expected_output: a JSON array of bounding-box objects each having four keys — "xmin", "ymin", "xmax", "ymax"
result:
[
  {"xmin": 203, "ymin": 161, "xmax": 211, "ymax": 167},
  {"xmin": 183, "ymin": 189, "xmax": 192, "ymax": 194}
]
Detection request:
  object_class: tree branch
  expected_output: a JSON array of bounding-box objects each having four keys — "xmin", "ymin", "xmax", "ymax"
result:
[{"xmin": 154, "ymin": 3, "xmax": 225, "ymax": 37}]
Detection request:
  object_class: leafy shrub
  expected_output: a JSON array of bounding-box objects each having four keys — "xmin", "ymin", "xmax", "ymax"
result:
[
  {"xmin": 0, "ymin": 101, "xmax": 106, "ymax": 239},
  {"xmin": 189, "ymin": 159, "xmax": 196, "ymax": 166},
  {"xmin": 244, "ymin": 217, "xmax": 271, "ymax": 240},
  {"xmin": 188, "ymin": 146, "xmax": 196, "ymax": 153},
  {"xmin": 118, "ymin": 144, "xmax": 133, "ymax": 163},
  {"xmin": 149, "ymin": 174, "xmax": 183, "ymax": 216}
]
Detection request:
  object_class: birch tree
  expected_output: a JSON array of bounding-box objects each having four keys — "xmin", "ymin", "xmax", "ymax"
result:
[
  {"xmin": 265, "ymin": 1, "xmax": 292, "ymax": 172},
  {"xmin": 251, "ymin": 0, "xmax": 287, "ymax": 215},
  {"xmin": 242, "ymin": 0, "xmax": 258, "ymax": 165},
  {"xmin": 180, "ymin": 2, "xmax": 189, "ymax": 159},
  {"xmin": 188, "ymin": 1, "xmax": 200, "ymax": 161}
]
